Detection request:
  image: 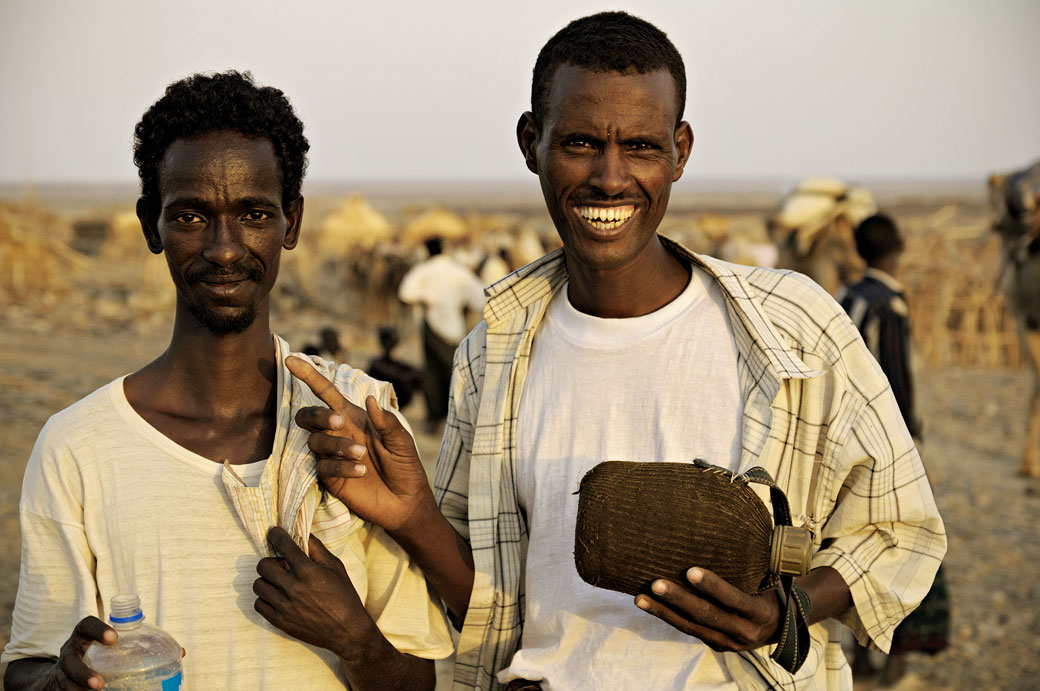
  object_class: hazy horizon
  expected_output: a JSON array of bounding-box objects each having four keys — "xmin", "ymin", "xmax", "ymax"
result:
[{"xmin": 4, "ymin": 0, "xmax": 1038, "ymax": 186}]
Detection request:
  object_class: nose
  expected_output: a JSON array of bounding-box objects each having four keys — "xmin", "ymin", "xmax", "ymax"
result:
[
  {"xmin": 588, "ymin": 145, "xmax": 629, "ymax": 197},
  {"xmin": 201, "ymin": 215, "xmax": 247, "ymax": 267}
]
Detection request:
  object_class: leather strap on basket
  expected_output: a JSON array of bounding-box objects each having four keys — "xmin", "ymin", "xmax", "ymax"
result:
[{"xmin": 738, "ymin": 465, "xmax": 812, "ymax": 675}]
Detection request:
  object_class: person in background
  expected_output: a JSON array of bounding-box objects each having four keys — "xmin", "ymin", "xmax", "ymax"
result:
[
  {"xmin": 367, "ymin": 324, "xmax": 423, "ymax": 410},
  {"xmin": 840, "ymin": 213, "xmax": 950, "ymax": 689},
  {"xmin": 398, "ymin": 235, "xmax": 486, "ymax": 432}
]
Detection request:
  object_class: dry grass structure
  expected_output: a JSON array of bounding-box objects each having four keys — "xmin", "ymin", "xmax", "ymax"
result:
[
  {"xmin": 900, "ymin": 205, "xmax": 1021, "ymax": 368},
  {"xmin": 0, "ymin": 201, "xmax": 90, "ymax": 306}
]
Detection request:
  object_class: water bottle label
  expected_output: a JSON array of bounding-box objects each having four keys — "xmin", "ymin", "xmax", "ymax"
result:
[{"xmin": 161, "ymin": 670, "xmax": 183, "ymax": 690}]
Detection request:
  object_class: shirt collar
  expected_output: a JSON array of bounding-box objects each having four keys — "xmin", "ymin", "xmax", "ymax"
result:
[
  {"xmin": 483, "ymin": 235, "xmax": 820, "ymax": 384},
  {"xmin": 864, "ymin": 266, "xmax": 904, "ymax": 292}
]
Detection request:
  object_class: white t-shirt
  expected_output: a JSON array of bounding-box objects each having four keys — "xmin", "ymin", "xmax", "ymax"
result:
[
  {"xmin": 501, "ymin": 266, "xmax": 745, "ymax": 690},
  {"xmin": 398, "ymin": 254, "xmax": 487, "ymax": 343},
  {"xmin": 3, "ymin": 376, "xmax": 453, "ymax": 689}
]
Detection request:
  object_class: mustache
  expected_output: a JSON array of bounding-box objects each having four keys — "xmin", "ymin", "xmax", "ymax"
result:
[
  {"xmin": 574, "ymin": 190, "xmax": 642, "ymax": 205},
  {"xmin": 186, "ymin": 262, "xmax": 264, "ymax": 284}
]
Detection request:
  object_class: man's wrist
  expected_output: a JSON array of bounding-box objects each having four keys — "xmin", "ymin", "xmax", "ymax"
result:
[
  {"xmin": 332, "ymin": 614, "xmax": 384, "ymax": 663},
  {"xmin": 387, "ymin": 492, "xmax": 442, "ymax": 548}
]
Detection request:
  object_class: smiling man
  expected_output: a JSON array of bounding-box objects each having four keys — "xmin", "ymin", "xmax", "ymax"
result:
[
  {"xmin": 289, "ymin": 12, "xmax": 945, "ymax": 691},
  {"xmin": 1, "ymin": 71, "xmax": 451, "ymax": 691}
]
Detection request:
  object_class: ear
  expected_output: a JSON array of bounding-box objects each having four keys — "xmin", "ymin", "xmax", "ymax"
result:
[
  {"xmin": 516, "ymin": 111, "xmax": 540, "ymax": 175},
  {"xmin": 283, "ymin": 196, "xmax": 304, "ymax": 250},
  {"xmin": 672, "ymin": 121, "xmax": 694, "ymax": 182},
  {"xmin": 137, "ymin": 197, "xmax": 163, "ymax": 255}
]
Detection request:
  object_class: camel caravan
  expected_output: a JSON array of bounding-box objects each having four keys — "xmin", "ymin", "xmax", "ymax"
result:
[{"xmin": 767, "ymin": 177, "xmax": 877, "ymax": 297}]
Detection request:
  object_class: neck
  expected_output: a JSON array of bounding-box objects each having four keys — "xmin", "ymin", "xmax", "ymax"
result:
[
  {"xmin": 141, "ymin": 302, "xmax": 278, "ymax": 418},
  {"xmin": 870, "ymin": 256, "xmax": 899, "ymax": 278},
  {"xmin": 565, "ymin": 236, "xmax": 690, "ymax": 318}
]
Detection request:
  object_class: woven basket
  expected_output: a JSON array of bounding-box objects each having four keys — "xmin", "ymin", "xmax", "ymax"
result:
[{"xmin": 574, "ymin": 460, "xmax": 774, "ymax": 595}]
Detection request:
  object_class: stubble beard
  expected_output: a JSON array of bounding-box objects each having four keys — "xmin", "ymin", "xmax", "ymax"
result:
[{"xmin": 186, "ymin": 300, "xmax": 259, "ymax": 336}]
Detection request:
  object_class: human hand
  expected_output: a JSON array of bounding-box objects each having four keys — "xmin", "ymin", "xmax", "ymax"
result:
[
  {"xmin": 253, "ymin": 527, "xmax": 373, "ymax": 659},
  {"xmin": 634, "ymin": 567, "xmax": 782, "ymax": 653},
  {"xmin": 287, "ymin": 355, "xmax": 436, "ymax": 535},
  {"xmin": 51, "ymin": 616, "xmax": 116, "ymax": 690}
]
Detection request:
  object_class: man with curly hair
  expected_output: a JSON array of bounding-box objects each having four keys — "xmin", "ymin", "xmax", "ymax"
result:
[{"xmin": 2, "ymin": 71, "xmax": 451, "ymax": 690}]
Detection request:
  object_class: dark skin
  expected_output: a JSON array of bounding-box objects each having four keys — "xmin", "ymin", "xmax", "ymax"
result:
[
  {"xmin": 295, "ymin": 65, "xmax": 853, "ymax": 659},
  {"xmin": 254, "ymin": 527, "xmax": 435, "ymax": 690},
  {"xmin": 287, "ymin": 356, "xmax": 475, "ymax": 620},
  {"xmin": 5, "ymin": 130, "xmax": 431, "ymax": 691}
]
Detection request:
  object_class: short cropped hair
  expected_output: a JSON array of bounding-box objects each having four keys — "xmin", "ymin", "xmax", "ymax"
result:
[
  {"xmin": 133, "ymin": 70, "xmax": 309, "ymax": 211},
  {"xmin": 531, "ymin": 11, "xmax": 686, "ymax": 127},
  {"xmin": 854, "ymin": 213, "xmax": 905, "ymax": 264}
]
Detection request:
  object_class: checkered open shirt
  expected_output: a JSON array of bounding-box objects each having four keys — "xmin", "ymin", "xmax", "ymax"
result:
[{"xmin": 433, "ymin": 237, "xmax": 946, "ymax": 690}]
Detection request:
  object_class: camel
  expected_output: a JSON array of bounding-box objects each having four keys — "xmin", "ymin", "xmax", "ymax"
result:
[
  {"xmin": 990, "ymin": 161, "xmax": 1040, "ymax": 477},
  {"xmin": 767, "ymin": 177, "xmax": 877, "ymax": 297}
]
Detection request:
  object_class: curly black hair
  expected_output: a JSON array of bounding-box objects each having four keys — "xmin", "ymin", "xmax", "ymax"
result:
[
  {"xmin": 531, "ymin": 11, "xmax": 687, "ymax": 127},
  {"xmin": 133, "ymin": 70, "xmax": 309, "ymax": 211}
]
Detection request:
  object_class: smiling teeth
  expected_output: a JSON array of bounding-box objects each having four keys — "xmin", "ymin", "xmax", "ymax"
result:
[{"xmin": 577, "ymin": 205, "xmax": 635, "ymax": 229}]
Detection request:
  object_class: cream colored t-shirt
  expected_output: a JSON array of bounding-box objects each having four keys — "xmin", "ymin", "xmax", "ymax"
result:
[
  {"xmin": 3, "ymin": 376, "xmax": 453, "ymax": 689},
  {"xmin": 502, "ymin": 267, "xmax": 745, "ymax": 690}
]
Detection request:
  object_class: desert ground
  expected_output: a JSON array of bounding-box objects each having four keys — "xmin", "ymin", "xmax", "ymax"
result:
[{"xmin": 0, "ymin": 186, "xmax": 1038, "ymax": 689}]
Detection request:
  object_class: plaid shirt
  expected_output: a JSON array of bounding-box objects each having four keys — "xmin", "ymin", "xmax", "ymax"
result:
[{"xmin": 433, "ymin": 237, "xmax": 946, "ymax": 690}]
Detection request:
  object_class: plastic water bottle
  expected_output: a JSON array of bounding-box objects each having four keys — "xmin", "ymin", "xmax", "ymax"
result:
[{"xmin": 84, "ymin": 594, "xmax": 183, "ymax": 691}]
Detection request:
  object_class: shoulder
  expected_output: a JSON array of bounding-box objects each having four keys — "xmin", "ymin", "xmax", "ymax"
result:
[
  {"xmin": 453, "ymin": 321, "xmax": 488, "ymax": 377},
  {"xmin": 34, "ymin": 378, "xmax": 125, "ymax": 452},
  {"xmin": 21, "ymin": 379, "xmax": 126, "ymax": 517},
  {"xmin": 705, "ymin": 257, "xmax": 864, "ymax": 370},
  {"xmin": 845, "ymin": 276, "xmax": 892, "ymax": 306}
]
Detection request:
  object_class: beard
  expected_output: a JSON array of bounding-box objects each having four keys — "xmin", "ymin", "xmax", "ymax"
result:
[
  {"xmin": 186, "ymin": 300, "xmax": 259, "ymax": 335},
  {"xmin": 182, "ymin": 261, "xmax": 266, "ymax": 335}
]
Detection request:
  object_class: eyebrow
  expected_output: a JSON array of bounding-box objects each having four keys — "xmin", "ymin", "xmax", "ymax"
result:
[
  {"xmin": 163, "ymin": 195, "xmax": 281, "ymax": 211},
  {"xmin": 237, "ymin": 196, "xmax": 281, "ymax": 208},
  {"xmin": 163, "ymin": 196, "xmax": 212, "ymax": 211}
]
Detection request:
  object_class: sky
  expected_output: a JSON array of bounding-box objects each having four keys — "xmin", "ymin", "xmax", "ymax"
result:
[{"xmin": 2, "ymin": 0, "xmax": 1039, "ymax": 188}]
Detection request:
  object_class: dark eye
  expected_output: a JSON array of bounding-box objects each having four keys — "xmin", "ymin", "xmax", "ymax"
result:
[
  {"xmin": 173, "ymin": 212, "xmax": 204, "ymax": 224},
  {"xmin": 245, "ymin": 211, "xmax": 271, "ymax": 222},
  {"xmin": 629, "ymin": 141, "xmax": 657, "ymax": 151},
  {"xmin": 565, "ymin": 138, "xmax": 594, "ymax": 150}
]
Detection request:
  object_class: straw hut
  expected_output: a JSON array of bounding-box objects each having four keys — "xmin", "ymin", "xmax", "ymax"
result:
[
  {"xmin": 402, "ymin": 207, "xmax": 468, "ymax": 246},
  {"xmin": 317, "ymin": 194, "xmax": 393, "ymax": 255},
  {"xmin": 0, "ymin": 201, "xmax": 88, "ymax": 304},
  {"xmin": 101, "ymin": 210, "xmax": 146, "ymax": 259}
]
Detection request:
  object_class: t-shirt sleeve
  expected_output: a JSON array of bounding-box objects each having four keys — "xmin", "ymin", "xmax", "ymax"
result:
[
  {"xmin": 2, "ymin": 423, "xmax": 101, "ymax": 665},
  {"xmin": 357, "ymin": 525, "xmax": 455, "ymax": 660}
]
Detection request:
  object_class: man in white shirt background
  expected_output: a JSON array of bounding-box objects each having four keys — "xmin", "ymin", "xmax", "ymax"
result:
[{"xmin": 398, "ymin": 235, "xmax": 486, "ymax": 432}]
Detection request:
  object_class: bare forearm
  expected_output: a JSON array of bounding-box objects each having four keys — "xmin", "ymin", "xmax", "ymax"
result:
[
  {"xmin": 390, "ymin": 502, "xmax": 475, "ymax": 619},
  {"xmin": 794, "ymin": 565, "xmax": 852, "ymax": 625},
  {"xmin": 4, "ymin": 658, "xmax": 64, "ymax": 691}
]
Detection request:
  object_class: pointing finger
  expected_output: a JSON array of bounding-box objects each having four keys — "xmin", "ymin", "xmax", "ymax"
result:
[{"xmin": 287, "ymin": 356, "xmax": 369, "ymax": 434}]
